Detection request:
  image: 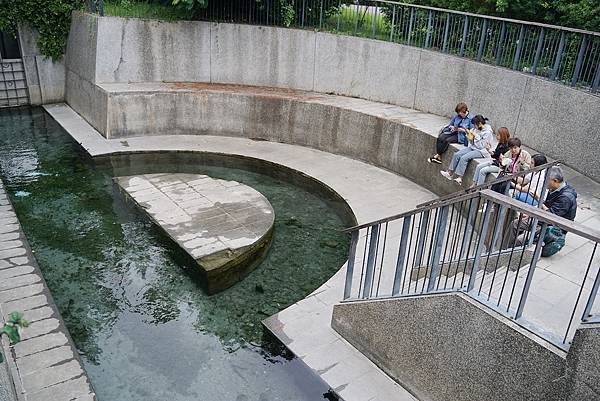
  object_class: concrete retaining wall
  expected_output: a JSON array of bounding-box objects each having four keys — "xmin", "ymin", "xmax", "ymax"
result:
[
  {"xmin": 17, "ymin": 26, "xmax": 66, "ymax": 105},
  {"xmin": 332, "ymin": 293, "xmax": 568, "ymax": 401},
  {"xmin": 64, "ymin": 12, "xmax": 600, "ymax": 181}
]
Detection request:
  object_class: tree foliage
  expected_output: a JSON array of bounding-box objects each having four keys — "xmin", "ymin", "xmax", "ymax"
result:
[
  {"xmin": 0, "ymin": 0, "xmax": 82, "ymax": 61},
  {"xmin": 0, "ymin": 312, "xmax": 30, "ymax": 364}
]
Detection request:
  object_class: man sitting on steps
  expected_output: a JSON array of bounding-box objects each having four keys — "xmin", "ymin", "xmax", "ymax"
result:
[{"xmin": 508, "ymin": 166, "xmax": 577, "ymax": 252}]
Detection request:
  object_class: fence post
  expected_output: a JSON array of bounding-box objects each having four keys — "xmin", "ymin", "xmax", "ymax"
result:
[
  {"xmin": 407, "ymin": 8, "xmax": 415, "ymax": 46},
  {"xmin": 476, "ymin": 18, "xmax": 488, "ymax": 62},
  {"xmin": 512, "ymin": 25, "xmax": 525, "ymax": 70},
  {"xmin": 551, "ymin": 31, "xmax": 566, "ymax": 80},
  {"xmin": 392, "ymin": 216, "xmax": 412, "ymax": 296},
  {"xmin": 582, "ymin": 244, "xmax": 600, "ymax": 321},
  {"xmin": 593, "ymin": 59, "xmax": 600, "ymax": 93},
  {"xmin": 515, "ymin": 222, "xmax": 548, "ymax": 319},
  {"xmin": 319, "ymin": 0, "xmax": 324, "ymax": 29},
  {"xmin": 424, "ymin": 10, "xmax": 433, "ymax": 48},
  {"xmin": 467, "ymin": 202, "xmax": 492, "ymax": 291},
  {"xmin": 362, "ymin": 224, "xmax": 380, "ymax": 299},
  {"xmin": 389, "ymin": 5, "xmax": 397, "ymax": 42},
  {"xmin": 442, "ymin": 13, "xmax": 450, "ymax": 53},
  {"xmin": 427, "ymin": 206, "xmax": 449, "ymax": 292},
  {"xmin": 531, "ymin": 28, "xmax": 545, "ymax": 74},
  {"xmin": 459, "ymin": 15, "xmax": 468, "ymax": 57},
  {"xmin": 495, "ymin": 21, "xmax": 506, "ymax": 65},
  {"xmin": 344, "ymin": 230, "xmax": 360, "ymax": 300},
  {"xmin": 571, "ymin": 34, "xmax": 589, "ymax": 86}
]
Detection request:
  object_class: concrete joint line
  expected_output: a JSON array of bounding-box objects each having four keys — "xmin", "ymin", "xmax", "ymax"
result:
[
  {"xmin": 412, "ymin": 50, "xmax": 423, "ymax": 110},
  {"xmin": 514, "ymin": 77, "xmax": 530, "ymax": 136}
]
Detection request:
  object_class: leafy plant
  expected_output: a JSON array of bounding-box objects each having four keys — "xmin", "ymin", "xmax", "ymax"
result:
[
  {"xmin": 0, "ymin": 312, "xmax": 30, "ymax": 364},
  {"xmin": 0, "ymin": 0, "xmax": 82, "ymax": 61}
]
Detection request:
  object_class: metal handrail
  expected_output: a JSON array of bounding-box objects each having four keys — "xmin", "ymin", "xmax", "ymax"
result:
[
  {"xmin": 344, "ymin": 160, "xmax": 560, "ymax": 233},
  {"xmin": 343, "ymin": 191, "xmax": 480, "ymax": 232},
  {"xmin": 343, "ymin": 187, "xmax": 600, "ymax": 349},
  {"xmin": 480, "ymin": 189, "xmax": 600, "ymax": 243},
  {"xmin": 373, "ymin": 0, "xmax": 600, "ymax": 37}
]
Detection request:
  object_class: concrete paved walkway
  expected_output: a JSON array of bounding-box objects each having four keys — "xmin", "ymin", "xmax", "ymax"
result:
[{"xmin": 0, "ymin": 181, "xmax": 96, "ymax": 401}]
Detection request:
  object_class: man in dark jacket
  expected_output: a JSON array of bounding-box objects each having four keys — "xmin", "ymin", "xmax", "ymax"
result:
[
  {"xmin": 509, "ymin": 166, "xmax": 577, "ymax": 247},
  {"xmin": 541, "ymin": 167, "xmax": 577, "ymax": 222}
]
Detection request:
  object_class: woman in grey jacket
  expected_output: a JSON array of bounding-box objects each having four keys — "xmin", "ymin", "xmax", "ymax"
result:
[{"xmin": 440, "ymin": 115, "xmax": 493, "ymax": 185}]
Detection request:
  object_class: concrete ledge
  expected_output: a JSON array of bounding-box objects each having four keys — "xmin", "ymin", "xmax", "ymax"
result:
[
  {"xmin": 71, "ymin": 81, "xmax": 489, "ymax": 197},
  {"xmin": 332, "ymin": 292, "xmax": 567, "ymax": 401}
]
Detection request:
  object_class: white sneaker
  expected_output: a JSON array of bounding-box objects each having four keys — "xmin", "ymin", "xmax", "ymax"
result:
[
  {"xmin": 440, "ymin": 171, "xmax": 453, "ymax": 180},
  {"xmin": 454, "ymin": 177, "xmax": 463, "ymax": 185}
]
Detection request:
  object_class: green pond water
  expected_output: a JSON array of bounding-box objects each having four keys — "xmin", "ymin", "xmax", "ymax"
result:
[{"xmin": 0, "ymin": 107, "xmax": 351, "ymax": 401}]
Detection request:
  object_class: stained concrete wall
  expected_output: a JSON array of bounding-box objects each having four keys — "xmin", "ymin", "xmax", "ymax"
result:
[
  {"xmin": 17, "ymin": 25, "xmax": 66, "ymax": 105},
  {"xmin": 64, "ymin": 12, "xmax": 600, "ymax": 181},
  {"xmin": 98, "ymin": 86, "xmax": 475, "ymax": 196},
  {"xmin": 331, "ymin": 293, "xmax": 568, "ymax": 401}
]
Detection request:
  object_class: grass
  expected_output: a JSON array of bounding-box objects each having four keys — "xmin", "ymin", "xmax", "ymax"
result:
[
  {"xmin": 324, "ymin": 5, "xmax": 391, "ymax": 40},
  {"xmin": 103, "ymin": 1, "xmax": 191, "ymax": 21}
]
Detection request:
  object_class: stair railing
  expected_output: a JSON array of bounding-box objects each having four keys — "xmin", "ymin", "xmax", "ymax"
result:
[{"xmin": 343, "ymin": 188, "xmax": 600, "ymax": 349}]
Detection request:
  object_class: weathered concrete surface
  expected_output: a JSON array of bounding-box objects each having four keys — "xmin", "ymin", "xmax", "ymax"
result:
[
  {"xmin": 17, "ymin": 25, "xmax": 65, "ymax": 105},
  {"xmin": 95, "ymin": 17, "xmax": 211, "ymax": 83},
  {"xmin": 332, "ymin": 293, "xmax": 568, "ymax": 401},
  {"xmin": 115, "ymin": 173, "xmax": 274, "ymax": 294},
  {"xmin": 211, "ymin": 23, "xmax": 315, "ymax": 90},
  {"xmin": 64, "ymin": 13, "xmax": 600, "ymax": 181},
  {"xmin": 314, "ymin": 32, "xmax": 421, "ymax": 108},
  {"xmin": 565, "ymin": 323, "xmax": 600, "ymax": 401},
  {"xmin": 0, "ymin": 182, "xmax": 96, "ymax": 401},
  {"xmin": 413, "ymin": 49, "xmax": 530, "ymax": 133}
]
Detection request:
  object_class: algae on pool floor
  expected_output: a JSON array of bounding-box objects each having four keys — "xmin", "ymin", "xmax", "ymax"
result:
[{"xmin": 0, "ymin": 107, "xmax": 349, "ymax": 401}]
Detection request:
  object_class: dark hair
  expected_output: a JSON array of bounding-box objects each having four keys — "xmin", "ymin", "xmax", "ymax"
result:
[
  {"xmin": 455, "ymin": 102, "xmax": 468, "ymax": 113},
  {"xmin": 471, "ymin": 115, "xmax": 488, "ymax": 126},
  {"xmin": 497, "ymin": 127, "xmax": 510, "ymax": 144},
  {"xmin": 507, "ymin": 137, "xmax": 522, "ymax": 148},
  {"xmin": 532, "ymin": 154, "xmax": 547, "ymax": 167}
]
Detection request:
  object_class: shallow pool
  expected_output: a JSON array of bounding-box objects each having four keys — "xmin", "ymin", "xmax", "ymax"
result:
[{"xmin": 0, "ymin": 107, "xmax": 350, "ymax": 401}]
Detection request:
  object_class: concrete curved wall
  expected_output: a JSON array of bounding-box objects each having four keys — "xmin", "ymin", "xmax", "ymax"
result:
[{"xmin": 65, "ymin": 12, "xmax": 600, "ymax": 181}]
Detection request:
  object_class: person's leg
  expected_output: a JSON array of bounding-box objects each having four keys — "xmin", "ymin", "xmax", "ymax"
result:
[
  {"xmin": 436, "ymin": 132, "xmax": 459, "ymax": 156},
  {"xmin": 473, "ymin": 160, "xmax": 493, "ymax": 186},
  {"xmin": 455, "ymin": 150, "xmax": 483, "ymax": 177},
  {"xmin": 476, "ymin": 164, "xmax": 500, "ymax": 186},
  {"xmin": 448, "ymin": 147, "xmax": 470, "ymax": 172}
]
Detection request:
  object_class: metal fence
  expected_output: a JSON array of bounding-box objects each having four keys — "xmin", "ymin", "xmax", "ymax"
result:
[
  {"xmin": 178, "ymin": 0, "xmax": 600, "ymax": 94},
  {"xmin": 343, "ymin": 182, "xmax": 600, "ymax": 350}
]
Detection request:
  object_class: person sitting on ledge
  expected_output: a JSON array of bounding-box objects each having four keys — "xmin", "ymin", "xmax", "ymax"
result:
[
  {"xmin": 439, "ymin": 114, "xmax": 493, "ymax": 185},
  {"xmin": 470, "ymin": 126, "xmax": 510, "ymax": 187},
  {"xmin": 508, "ymin": 166, "xmax": 577, "ymax": 251},
  {"xmin": 511, "ymin": 153, "xmax": 548, "ymax": 206},
  {"xmin": 427, "ymin": 102, "xmax": 473, "ymax": 164}
]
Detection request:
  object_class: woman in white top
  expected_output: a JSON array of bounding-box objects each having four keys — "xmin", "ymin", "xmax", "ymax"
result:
[{"xmin": 511, "ymin": 154, "xmax": 548, "ymax": 206}]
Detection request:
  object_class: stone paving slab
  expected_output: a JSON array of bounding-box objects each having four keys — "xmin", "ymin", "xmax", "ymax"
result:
[
  {"xmin": 115, "ymin": 173, "xmax": 275, "ymax": 294},
  {"xmin": 0, "ymin": 181, "xmax": 97, "ymax": 401}
]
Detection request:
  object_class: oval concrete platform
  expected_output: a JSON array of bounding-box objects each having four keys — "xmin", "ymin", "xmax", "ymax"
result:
[{"xmin": 114, "ymin": 173, "xmax": 274, "ymax": 294}]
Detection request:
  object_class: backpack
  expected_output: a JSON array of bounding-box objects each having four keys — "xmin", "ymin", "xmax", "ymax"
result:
[{"xmin": 541, "ymin": 226, "xmax": 566, "ymax": 257}]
